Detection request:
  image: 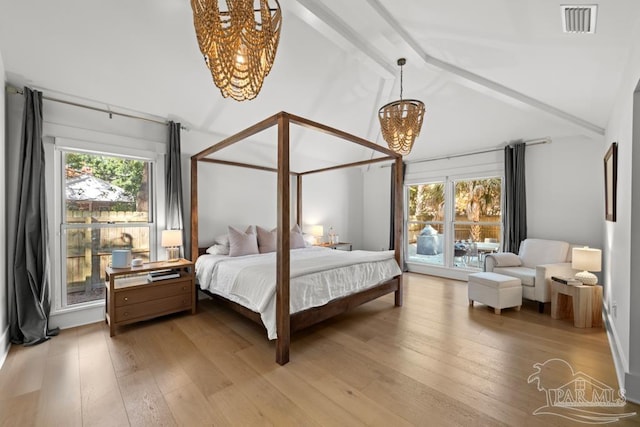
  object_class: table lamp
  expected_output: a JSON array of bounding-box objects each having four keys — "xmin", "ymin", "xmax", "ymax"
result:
[
  {"xmin": 572, "ymin": 246, "xmax": 601, "ymax": 285},
  {"xmin": 161, "ymin": 229, "xmax": 182, "ymax": 262},
  {"xmin": 311, "ymin": 225, "xmax": 324, "ymax": 244}
]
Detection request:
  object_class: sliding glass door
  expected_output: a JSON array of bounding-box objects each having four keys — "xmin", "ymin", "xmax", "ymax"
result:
[
  {"xmin": 407, "ymin": 182, "xmax": 445, "ymax": 265},
  {"xmin": 452, "ymin": 178, "xmax": 502, "ymax": 268},
  {"xmin": 406, "ymin": 176, "xmax": 502, "ymax": 270}
]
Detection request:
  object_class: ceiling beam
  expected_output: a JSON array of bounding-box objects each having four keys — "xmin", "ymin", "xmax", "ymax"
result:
[
  {"xmin": 289, "ymin": 0, "xmax": 395, "ymax": 79},
  {"xmin": 364, "ymin": 0, "xmax": 605, "ymax": 136}
]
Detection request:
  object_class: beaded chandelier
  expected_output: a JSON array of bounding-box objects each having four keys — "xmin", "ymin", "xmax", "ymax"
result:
[
  {"xmin": 378, "ymin": 58, "xmax": 425, "ymax": 155},
  {"xmin": 191, "ymin": 0, "xmax": 282, "ymax": 101}
]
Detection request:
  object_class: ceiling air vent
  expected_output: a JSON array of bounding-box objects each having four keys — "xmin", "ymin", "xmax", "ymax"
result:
[{"xmin": 561, "ymin": 5, "xmax": 597, "ymax": 34}]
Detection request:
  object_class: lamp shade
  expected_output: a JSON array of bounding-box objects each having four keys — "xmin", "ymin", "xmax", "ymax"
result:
[
  {"xmin": 572, "ymin": 247, "xmax": 601, "ymax": 272},
  {"xmin": 311, "ymin": 225, "xmax": 324, "ymax": 237},
  {"xmin": 161, "ymin": 230, "xmax": 182, "ymax": 248}
]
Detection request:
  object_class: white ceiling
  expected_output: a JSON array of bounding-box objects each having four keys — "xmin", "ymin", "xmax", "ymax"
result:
[{"xmin": 1, "ymin": 0, "xmax": 639, "ymax": 162}]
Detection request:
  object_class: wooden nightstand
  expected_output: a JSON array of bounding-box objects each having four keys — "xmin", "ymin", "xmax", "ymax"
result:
[
  {"xmin": 315, "ymin": 242, "xmax": 352, "ymax": 251},
  {"xmin": 105, "ymin": 258, "xmax": 195, "ymax": 336}
]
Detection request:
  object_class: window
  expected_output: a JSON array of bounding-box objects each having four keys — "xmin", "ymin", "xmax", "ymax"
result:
[
  {"xmin": 60, "ymin": 151, "xmax": 155, "ymax": 307},
  {"xmin": 406, "ymin": 176, "xmax": 502, "ymax": 270},
  {"xmin": 407, "ymin": 182, "xmax": 445, "ymax": 265},
  {"xmin": 452, "ymin": 178, "xmax": 502, "ymax": 268}
]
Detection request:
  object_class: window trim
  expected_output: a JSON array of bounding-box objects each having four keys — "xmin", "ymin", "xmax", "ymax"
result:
[
  {"xmin": 405, "ymin": 173, "xmax": 503, "ymax": 272},
  {"xmin": 51, "ymin": 142, "xmax": 163, "ymax": 313}
]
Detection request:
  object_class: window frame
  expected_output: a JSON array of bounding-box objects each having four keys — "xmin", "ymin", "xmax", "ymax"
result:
[
  {"xmin": 405, "ymin": 172, "xmax": 503, "ymax": 271},
  {"xmin": 405, "ymin": 180, "xmax": 446, "ymax": 266},
  {"xmin": 52, "ymin": 142, "xmax": 162, "ymax": 312},
  {"xmin": 450, "ymin": 176, "xmax": 503, "ymax": 268}
]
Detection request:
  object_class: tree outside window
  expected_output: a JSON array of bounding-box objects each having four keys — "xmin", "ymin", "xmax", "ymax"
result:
[{"xmin": 62, "ymin": 152, "xmax": 153, "ymax": 306}]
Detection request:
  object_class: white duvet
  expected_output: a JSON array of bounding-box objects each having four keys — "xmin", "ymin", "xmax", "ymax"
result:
[{"xmin": 195, "ymin": 246, "xmax": 402, "ymax": 339}]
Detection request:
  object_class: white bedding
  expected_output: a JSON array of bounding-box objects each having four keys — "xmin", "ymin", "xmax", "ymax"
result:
[{"xmin": 195, "ymin": 246, "xmax": 402, "ymax": 339}]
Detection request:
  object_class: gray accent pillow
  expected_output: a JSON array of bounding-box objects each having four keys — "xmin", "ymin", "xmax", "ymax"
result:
[
  {"xmin": 228, "ymin": 226, "xmax": 259, "ymax": 257},
  {"xmin": 486, "ymin": 252, "xmax": 522, "ymax": 267},
  {"xmin": 256, "ymin": 226, "xmax": 277, "ymax": 253},
  {"xmin": 290, "ymin": 224, "xmax": 306, "ymax": 249},
  {"xmin": 255, "ymin": 225, "xmax": 307, "ymax": 252}
]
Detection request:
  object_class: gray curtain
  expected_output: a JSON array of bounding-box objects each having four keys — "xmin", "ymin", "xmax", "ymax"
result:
[
  {"xmin": 166, "ymin": 121, "xmax": 185, "ymax": 256},
  {"xmin": 503, "ymin": 141, "xmax": 527, "ymax": 253},
  {"xmin": 8, "ymin": 87, "xmax": 58, "ymax": 345}
]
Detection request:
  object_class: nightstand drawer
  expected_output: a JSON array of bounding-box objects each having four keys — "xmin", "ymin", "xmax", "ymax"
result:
[
  {"xmin": 115, "ymin": 294, "xmax": 192, "ymax": 323},
  {"xmin": 115, "ymin": 279, "xmax": 191, "ymax": 307}
]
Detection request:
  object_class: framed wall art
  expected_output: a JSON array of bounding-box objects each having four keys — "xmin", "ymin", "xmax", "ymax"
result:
[{"xmin": 604, "ymin": 142, "xmax": 618, "ymax": 222}]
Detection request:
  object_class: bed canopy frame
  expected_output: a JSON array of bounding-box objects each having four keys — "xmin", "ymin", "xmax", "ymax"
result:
[{"xmin": 191, "ymin": 111, "xmax": 404, "ymax": 365}]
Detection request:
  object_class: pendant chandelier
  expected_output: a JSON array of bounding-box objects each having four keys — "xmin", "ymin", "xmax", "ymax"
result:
[
  {"xmin": 378, "ymin": 58, "xmax": 425, "ymax": 155},
  {"xmin": 190, "ymin": 0, "xmax": 282, "ymax": 101}
]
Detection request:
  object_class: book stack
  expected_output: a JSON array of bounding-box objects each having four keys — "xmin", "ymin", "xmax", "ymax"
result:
[
  {"xmin": 147, "ymin": 269, "xmax": 180, "ymax": 282},
  {"xmin": 551, "ymin": 276, "xmax": 582, "ymax": 286}
]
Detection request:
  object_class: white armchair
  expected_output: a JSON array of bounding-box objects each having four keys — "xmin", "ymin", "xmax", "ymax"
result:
[{"xmin": 484, "ymin": 238, "xmax": 578, "ymax": 312}]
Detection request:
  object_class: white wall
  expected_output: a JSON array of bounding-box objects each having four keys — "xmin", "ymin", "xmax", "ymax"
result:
[
  {"xmin": 0, "ymin": 50, "xmax": 9, "ymax": 368},
  {"xmin": 604, "ymin": 23, "xmax": 640, "ymax": 401},
  {"xmin": 526, "ymin": 135, "xmax": 604, "ymax": 250},
  {"xmin": 302, "ymin": 169, "xmax": 363, "ymax": 248},
  {"xmin": 362, "ymin": 165, "xmax": 391, "ymax": 251},
  {"xmin": 188, "ymin": 151, "xmax": 363, "ymax": 250},
  {"xmin": 179, "ymin": 127, "xmax": 364, "ymax": 251}
]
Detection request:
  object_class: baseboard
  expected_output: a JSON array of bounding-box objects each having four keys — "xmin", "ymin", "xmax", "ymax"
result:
[
  {"xmin": 49, "ymin": 303, "xmax": 105, "ymax": 330},
  {"xmin": 0, "ymin": 326, "xmax": 10, "ymax": 370},
  {"xmin": 603, "ymin": 305, "xmax": 633, "ymax": 399},
  {"xmin": 406, "ymin": 262, "xmax": 471, "ymax": 281}
]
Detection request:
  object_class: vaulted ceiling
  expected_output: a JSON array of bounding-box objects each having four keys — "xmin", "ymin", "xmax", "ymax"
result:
[{"xmin": 1, "ymin": 0, "xmax": 639, "ymax": 162}]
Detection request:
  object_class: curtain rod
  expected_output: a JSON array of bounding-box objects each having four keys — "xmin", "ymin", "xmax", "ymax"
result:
[
  {"xmin": 403, "ymin": 137, "xmax": 551, "ymax": 165},
  {"xmin": 5, "ymin": 85, "xmax": 187, "ymax": 130}
]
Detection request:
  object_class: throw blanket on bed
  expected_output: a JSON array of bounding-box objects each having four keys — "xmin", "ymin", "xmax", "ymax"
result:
[{"xmin": 196, "ymin": 246, "xmax": 401, "ymax": 339}]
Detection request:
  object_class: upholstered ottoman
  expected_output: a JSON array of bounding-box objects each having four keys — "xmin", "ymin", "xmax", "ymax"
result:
[{"xmin": 468, "ymin": 272, "xmax": 522, "ymax": 314}]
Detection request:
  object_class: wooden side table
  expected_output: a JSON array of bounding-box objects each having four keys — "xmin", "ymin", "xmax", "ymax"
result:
[
  {"xmin": 550, "ymin": 278, "xmax": 603, "ymax": 328},
  {"xmin": 105, "ymin": 258, "xmax": 195, "ymax": 336}
]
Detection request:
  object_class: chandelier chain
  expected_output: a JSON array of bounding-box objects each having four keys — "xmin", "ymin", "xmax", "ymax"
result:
[{"xmin": 400, "ymin": 63, "xmax": 403, "ymax": 100}]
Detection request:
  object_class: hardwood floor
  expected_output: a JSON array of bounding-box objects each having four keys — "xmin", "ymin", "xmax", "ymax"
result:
[{"xmin": 1, "ymin": 273, "xmax": 639, "ymax": 426}]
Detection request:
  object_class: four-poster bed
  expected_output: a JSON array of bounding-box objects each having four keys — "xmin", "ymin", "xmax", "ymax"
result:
[{"xmin": 190, "ymin": 111, "xmax": 404, "ymax": 365}]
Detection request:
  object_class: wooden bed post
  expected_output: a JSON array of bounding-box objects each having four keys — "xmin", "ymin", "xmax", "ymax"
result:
[
  {"xmin": 297, "ymin": 175, "xmax": 302, "ymax": 227},
  {"xmin": 394, "ymin": 157, "xmax": 404, "ymax": 307},
  {"xmin": 276, "ymin": 113, "xmax": 291, "ymax": 365},
  {"xmin": 190, "ymin": 157, "xmax": 198, "ymax": 262}
]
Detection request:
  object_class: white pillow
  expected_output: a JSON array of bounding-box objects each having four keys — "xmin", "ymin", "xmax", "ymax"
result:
[
  {"xmin": 206, "ymin": 244, "xmax": 230, "ymax": 255},
  {"xmin": 228, "ymin": 226, "xmax": 259, "ymax": 257},
  {"xmin": 302, "ymin": 233, "xmax": 316, "ymax": 247},
  {"xmin": 214, "ymin": 233, "xmax": 230, "ymax": 247},
  {"xmin": 488, "ymin": 252, "xmax": 522, "ymax": 267},
  {"xmin": 256, "ymin": 226, "xmax": 277, "ymax": 253}
]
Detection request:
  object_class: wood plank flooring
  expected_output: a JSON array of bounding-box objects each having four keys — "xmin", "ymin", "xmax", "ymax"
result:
[{"xmin": 1, "ymin": 273, "xmax": 639, "ymax": 426}]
